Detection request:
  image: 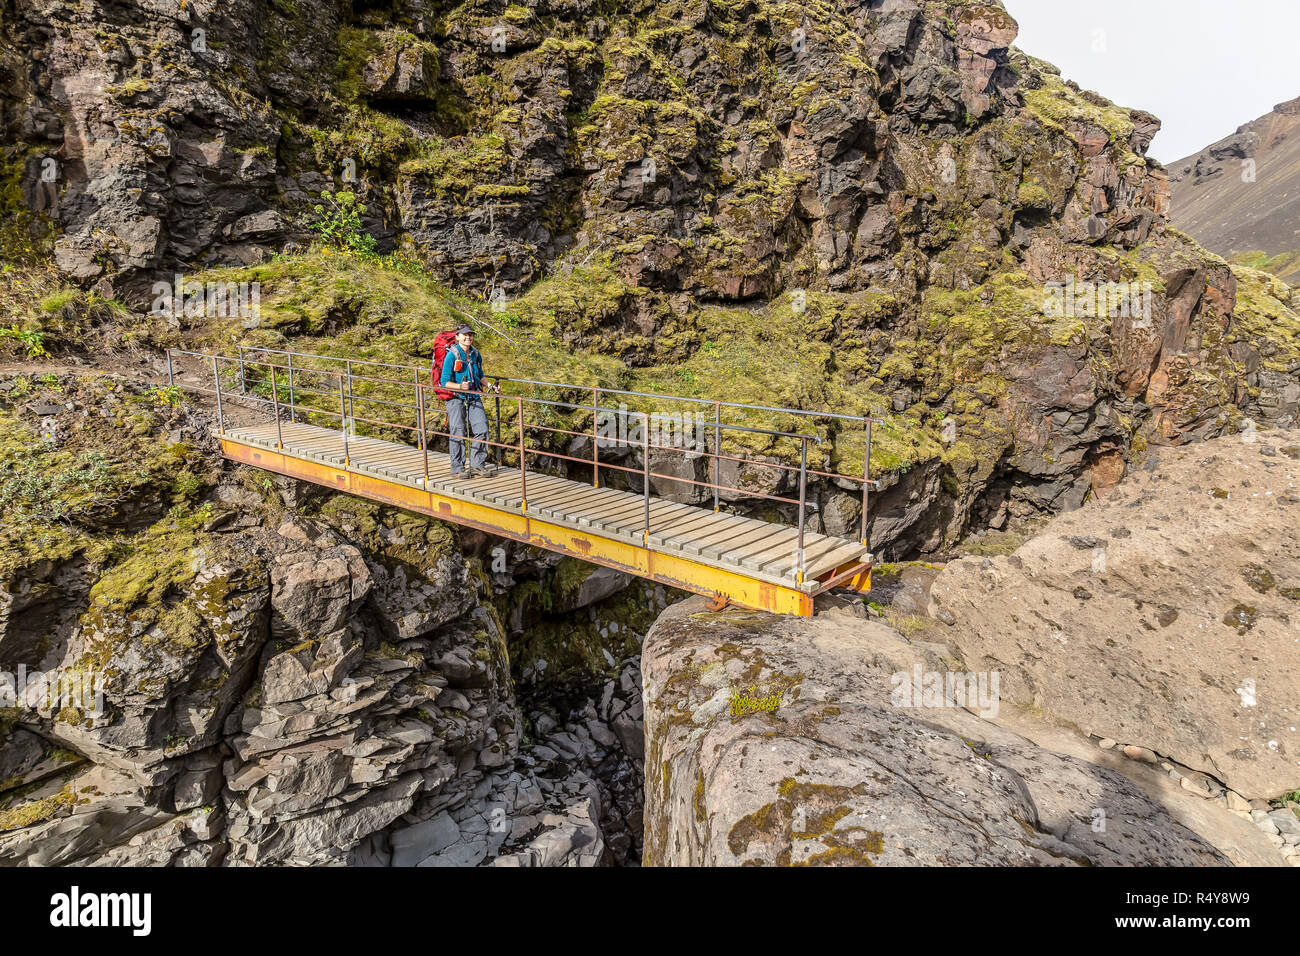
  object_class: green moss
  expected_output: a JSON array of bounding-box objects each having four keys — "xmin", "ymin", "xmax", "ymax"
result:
[
  {"xmin": 0, "ymin": 383, "xmax": 214, "ymax": 577},
  {"xmin": 0, "ymin": 772, "xmax": 79, "ymax": 832},
  {"xmin": 1016, "ymin": 181, "xmax": 1051, "ymax": 209},
  {"xmin": 0, "ymin": 147, "xmax": 55, "ymax": 263},
  {"xmin": 1227, "ymin": 265, "xmax": 1300, "ymax": 373},
  {"xmin": 728, "ymin": 685, "xmax": 782, "ymax": 718},
  {"xmin": 1022, "ymin": 73, "xmax": 1135, "ymax": 146},
  {"xmin": 1231, "ymin": 249, "xmax": 1300, "ymax": 285}
]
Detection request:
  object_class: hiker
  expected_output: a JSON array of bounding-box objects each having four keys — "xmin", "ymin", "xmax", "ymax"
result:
[{"xmin": 438, "ymin": 323, "xmax": 495, "ymax": 477}]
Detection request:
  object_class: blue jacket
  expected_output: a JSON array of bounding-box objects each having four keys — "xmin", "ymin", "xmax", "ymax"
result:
[{"xmin": 440, "ymin": 344, "xmax": 484, "ymax": 398}]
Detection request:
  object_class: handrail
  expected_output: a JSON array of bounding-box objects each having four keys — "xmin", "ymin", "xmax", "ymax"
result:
[
  {"xmin": 214, "ymin": 345, "xmax": 887, "ymax": 426},
  {"xmin": 164, "ymin": 346, "xmax": 882, "ymax": 571}
]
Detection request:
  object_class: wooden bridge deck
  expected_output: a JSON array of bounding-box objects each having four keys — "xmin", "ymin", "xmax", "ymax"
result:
[{"xmin": 218, "ymin": 421, "xmax": 871, "ymax": 615}]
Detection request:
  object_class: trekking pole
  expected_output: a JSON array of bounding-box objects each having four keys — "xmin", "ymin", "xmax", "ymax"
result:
[
  {"xmin": 592, "ymin": 385, "xmax": 600, "ymax": 488},
  {"xmin": 517, "ymin": 396, "xmax": 527, "ymax": 512},
  {"xmin": 642, "ymin": 411, "xmax": 650, "ymax": 545},
  {"xmin": 797, "ymin": 436, "xmax": 808, "ymax": 585},
  {"xmin": 212, "ymin": 354, "xmax": 225, "ymax": 436}
]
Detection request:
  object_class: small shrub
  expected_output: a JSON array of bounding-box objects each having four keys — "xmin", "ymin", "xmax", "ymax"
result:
[
  {"xmin": 307, "ymin": 189, "xmax": 377, "ymax": 258},
  {"xmin": 0, "ymin": 326, "xmax": 46, "ymax": 357}
]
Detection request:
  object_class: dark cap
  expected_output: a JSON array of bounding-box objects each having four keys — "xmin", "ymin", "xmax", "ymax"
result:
[{"xmin": 455, "ymin": 324, "xmax": 473, "ymax": 335}]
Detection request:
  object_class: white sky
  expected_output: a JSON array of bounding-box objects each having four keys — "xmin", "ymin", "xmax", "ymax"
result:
[{"xmin": 1004, "ymin": 0, "xmax": 1300, "ymax": 163}]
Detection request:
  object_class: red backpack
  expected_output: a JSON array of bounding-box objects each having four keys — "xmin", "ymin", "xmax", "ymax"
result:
[{"xmin": 431, "ymin": 330, "xmax": 463, "ymax": 401}]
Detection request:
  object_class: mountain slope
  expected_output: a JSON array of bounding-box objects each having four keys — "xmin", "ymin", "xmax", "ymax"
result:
[{"xmin": 1169, "ymin": 96, "xmax": 1300, "ymax": 284}]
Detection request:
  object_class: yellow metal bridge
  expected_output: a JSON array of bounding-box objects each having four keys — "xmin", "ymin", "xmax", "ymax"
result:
[{"xmin": 168, "ymin": 348, "xmax": 879, "ymax": 616}]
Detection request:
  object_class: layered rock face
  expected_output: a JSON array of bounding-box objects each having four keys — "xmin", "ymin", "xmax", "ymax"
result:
[
  {"xmin": 5, "ymin": 0, "xmax": 1299, "ymax": 561},
  {"xmin": 641, "ymin": 596, "xmax": 1231, "ymax": 866},
  {"xmin": 0, "ymin": 373, "xmax": 645, "ymax": 866}
]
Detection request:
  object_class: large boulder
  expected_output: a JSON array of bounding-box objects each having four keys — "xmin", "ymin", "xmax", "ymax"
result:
[
  {"xmin": 642, "ymin": 596, "xmax": 1232, "ymax": 866},
  {"xmin": 929, "ymin": 429, "xmax": 1300, "ymax": 799}
]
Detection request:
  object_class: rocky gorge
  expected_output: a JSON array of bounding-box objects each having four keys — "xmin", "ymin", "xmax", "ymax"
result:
[
  {"xmin": 0, "ymin": 371, "xmax": 656, "ymax": 865},
  {"xmin": 1, "ymin": 0, "xmax": 1299, "ymax": 867}
]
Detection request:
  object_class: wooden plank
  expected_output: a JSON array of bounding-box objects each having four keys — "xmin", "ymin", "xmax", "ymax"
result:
[
  {"xmin": 599, "ymin": 500, "xmax": 695, "ymax": 538},
  {"xmin": 803, "ymin": 542, "xmax": 872, "ymax": 581},
  {"xmin": 683, "ymin": 511, "xmax": 775, "ymax": 545},
  {"xmin": 642, "ymin": 501, "xmax": 700, "ymax": 531},
  {"xmin": 690, "ymin": 521, "xmax": 787, "ymax": 560},
  {"xmin": 733, "ymin": 530, "xmax": 803, "ymax": 571},
  {"xmin": 670, "ymin": 511, "xmax": 758, "ymax": 547},
  {"xmin": 765, "ymin": 532, "xmax": 841, "ymax": 570},
  {"xmin": 290, "ymin": 433, "xmax": 346, "ymax": 453},
  {"xmin": 576, "ymin": 498, "xmax": 649, "ymax": 529},
  {"xmin": 598, "ymin": 496, "xmax": 686, "ymax": 535},
  {"xmin": 357, "ymin": 449, "xmax": 414, "ymax": 470},
  {"xmin": 446, "ymin": 469, "xmax": 560, "ymax": 503},
  {"xmin": 537, "ymin": 492, "xmax": 635, "ymax": 523},
  {"xmin": 374, "ymin": 453, "xmax": 425, "ymax": 475},
  {"xmin": 532, "ymin": 485, "xmax": 612, "ymax": 514},
  {"xmin": 571, "ymin": 493, "xmax": 650, "ymax": 524},
  {"xmin": 470, "ymin": 477, "xmax": 539, "ymax": 507},
  {"xmin": 753, "ymin": 535, "xmax": 848, "ymax": 578},
  {"xmin": 712, "ymin": 526, "xmax": 792, "ymax": 569},
  {"xmin": 547, "ymin": 488, "xmax": 627, "ymax": 520},
  {"xmin": 651, "ymin": 509, "xmax": 740, "ymax": 547},
  {"xmin": 714, "ymin": 523, "xmax": 796, "ymax": 561}
]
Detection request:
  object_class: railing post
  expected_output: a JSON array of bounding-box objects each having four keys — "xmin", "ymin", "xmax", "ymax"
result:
[
  {"xmin": 413, "ymin": 367, "xmax": 421, "ymax": 437},
  {"xmin": 418, "ymin": 382, "xmax": 429, "ymax": 487},
  {"xmin": 796, "ymin": 436, "xmax": 807, "ymax": 584},
  {"xmin": 642, "ymin": 411, "xmax": 651, "ymax": 545},
  {"xmin": 286, "ymin": 351, "xmax": 295, "ymax": 422},
  {"xmin": 237, "ymin": 346, "xmax": 246, "ymax": 395},
  {"xmin": 211, "ymin": 354, "xmax": 224, "ymax": 436},
  {"xmin": 592, "ymin": 385, "xmax": 600, "ymax": 488},
  {"xmin": 166, "ymin": 349, "xmax": 174, "ymax": 387},
  {"xmin": 345, "ymin": 360, "xmax": 354, "ymax": 435},
  {"xmin": 338, "ymin": 373, "xmax": 349, "ymax": 466},
  {"xmin": 270, "ymin": 360, "xmax": 283, "ymax": 449},
  {"xmin": 517, "ymin": 397, "xmax": 527, "ymax": 512},
  {"xmin": 712, "ymin": 401, "xmax": 721, "ymax": 513},
  {"xmin": 861, "ymin": 417, "xmax": 872, "ymax": 546}
]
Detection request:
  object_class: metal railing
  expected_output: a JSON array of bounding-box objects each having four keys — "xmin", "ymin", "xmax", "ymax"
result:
[{"xmin": 166, "ymin": 346, "xmax": 882, "ymax": 582}]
